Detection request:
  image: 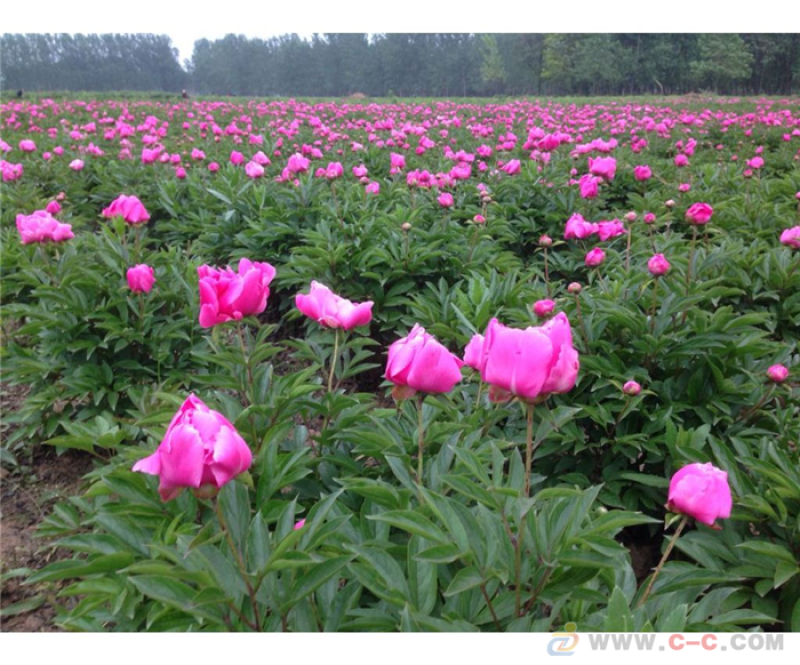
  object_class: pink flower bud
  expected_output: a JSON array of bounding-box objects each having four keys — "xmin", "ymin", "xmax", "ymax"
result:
[
  {"xmin": 685, "ymin": 202, "xmax": 713, "ymax": 225},
  {"xmin": 622, "ymin": 380, "xmax": 641, "ymax": 396},
  {"xmin": 584, "ymin": 248, "xmax": 606, "ymax": 267},
  {"xmin": 127, "ymin": 264, "xmax": 156, "ymax": 293},
  {"xmin": 767, "ymin": 364, "xmax": 789, "ymax": 383},
  {"xmin": 648, "ymin": 253, "xmax": 671, "ymax": 276},
  {"xmin": 667, "ymin": 463, "xmax": 732, "ymax": 527},
  {"xmin": 533, "ymin": 299, "xmax": 555, "ymax": 318}
]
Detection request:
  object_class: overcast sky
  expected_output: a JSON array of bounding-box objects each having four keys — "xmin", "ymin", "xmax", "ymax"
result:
[
  {"xmin": 169, "ymin": 32, "xmax": 310, "ymax": 64},
  {"xmin": 2, "ymin": 0, "xmax": 786, "ymax": 63}
]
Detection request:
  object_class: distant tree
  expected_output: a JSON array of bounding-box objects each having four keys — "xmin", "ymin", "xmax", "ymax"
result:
[
  {"xmin": 3, "ymin": 32, "xmax": 798, "ymax": 97},
  {"xmin": 479, "ymin": 34, "xmax": 507, "ymax": 95},
  {"xmin": 690, "ymin": 34, "xmax": 753, "ymax": 92}
]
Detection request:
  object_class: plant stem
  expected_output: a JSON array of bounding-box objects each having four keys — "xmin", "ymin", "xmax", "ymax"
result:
[
  {"xmin": 682, "ymin": 226, "xmax": 698, "ymax": 324},
  {"xmin": 514, "ymin": 530, "xmax": 523, "ymax": 618},
  {"xmin": 615, "ymin": 397, "xmax": 632, "ymax": 429},
  {"xmin": 331, "ymin": 182, "xmax": 342, "ymax": 228},
  {"xmin": 523, "ymin": 566, "xmax": 555, "ymax": 615},
  {"xmin": 134, "ymin": 224, "xmax": 142, "ymax": 261},
  {"xmin": 573, "ymin": 294, "xmax": 590, "ymax": 350},
  {"xmin": 638, "ymin": 514, "xmax": 689, "ymax": 607},
  {"xmin": 236, "ymin": 324, "xmax": 254, "ymax": 403},
  {"xmin": 544, "ymin": 247, "xmax": 551, "ymax": 297},
  {"xmin": 467, "ymin": 225, "xmax": 480, "ymax": 263},
  {"xmin": 214, "ymin": 498, "xmax": 262, "ymax": 630},
  {"xmin": 524, "ymin": 402, "xmax": 535, "ymax": 496},
  {"xmin": 416, "ymin": 393, "xmax": 425, "ymax": 485},
  {"xmin": 236, "ymin": 324, "xmax": 258, "ymax": 447},
  {"xmin": 736, "ymin": 384, "xmax": 775, "ymax": 423},
  {"xmin": 625, "ymin": 223, "xmax": 632, "ymax": 272},
  {"xmin": 649, "ymin": 277, "xmax": 659, "ymax": 335},
  {"xmin": 137, "ymin": 292, "xmax": 145, "ymax": 334},
  {"xmin": 480, "ymin": 583, "xmax": 502, "ymax": 631},
  {"xmin": 516, "ymin": 402, "xmax": 536, "ymax": 618},
  {"xmin": 327, "ymin": 328, "xmax": 340, "ymax": 394}
]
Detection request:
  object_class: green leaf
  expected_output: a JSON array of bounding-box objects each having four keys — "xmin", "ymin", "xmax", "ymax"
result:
[
  {"xmin": 658, "ymin": 604, "xmax": 688, "ymax": 632},
  {"xmin": 27, "ymin": 553, "xmax": 135, "ymax": 584},
  {"xmin": 368, "ymin": 510, "xmax": 449, "ymax": 544},
  {"xmin": 737, "ymin": 541, "xmax": 797, "ymax": 565},
  {"xmin": 130, "ymin": 575, "xmax": 224, "ymax": 624},
  {"xmin": 792, "ymin": 599, "xmax": 800, "ymax": 632},
  {"xmin": 0, "ymin": 595, "xmax": 44, "ymax": 617},
  {"xmin": 282, "ymin": 556, "xmax": 353, "ymax": 611},
  {"xmin": 443, "ymin": 567, "xmax": 484, "ymax": 597},
  {"xmin": 604, "ymin": 587, "xmax": 634, "ymax": 631},
  {"xmin": 414, "ymin": 543, "xmax": 464, "ymax": 564}
]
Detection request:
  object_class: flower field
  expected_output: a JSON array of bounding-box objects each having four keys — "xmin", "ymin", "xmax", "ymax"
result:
[{"xmin": 1, "ymin": 94, "xmax": 799, "ymax": 632}]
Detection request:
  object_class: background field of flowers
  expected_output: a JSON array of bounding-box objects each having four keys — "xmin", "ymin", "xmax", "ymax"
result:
[{"xmin": 1, "ymin": 92, "xmax": 799, "ymax": 632}]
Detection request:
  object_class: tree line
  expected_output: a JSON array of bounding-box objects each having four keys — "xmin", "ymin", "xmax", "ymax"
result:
[{"xmin": 3, "ymin": 33, "xmax": 799, "ymax": 97}]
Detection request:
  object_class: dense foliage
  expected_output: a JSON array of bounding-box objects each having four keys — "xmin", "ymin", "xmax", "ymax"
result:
[
  {"xmin": 1, "ymin": 95, "xmax": 799, "ymax": 633},
  {"xmin": 2, "ymin": 33, "xmax": 800, "ymax": 97}
]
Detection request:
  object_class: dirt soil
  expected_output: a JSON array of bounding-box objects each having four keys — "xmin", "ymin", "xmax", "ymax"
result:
[{"xmin": 1, "ymin": 382, "xmax": 93, "ymax": 632}]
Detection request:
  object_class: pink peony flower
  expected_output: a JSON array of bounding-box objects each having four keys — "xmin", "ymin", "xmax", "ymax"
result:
[
  {"xmin": 245, "ymin": 161, "xmax": 264, "ymax": 178},
  {"xmin": 533, "ymin": 299, "xmax": 556, "ymax": 318},
  {"xmin": 779, "ymin": 226, "xmax": 800, "ymax": 249},
  {"xmin": 197, "ymin": 258, "xmax": 276, "ymax": 328},
  {"xmin": 438, "ymin": 192, "xmax": 454, "ymax": 208},
  {"xmin": 585, "ymin": 248, "xmax": 606, "ymax": 267},
  {"xmin": 295, "ymin": 281, "xmax": 373, "ymax": 330},
  {"xmin": 133, "ymin": 394, "xmax": 252, "ymax": 502},
  {"xmin": 287, "ymin": 153, "xmax": 311, "ymax": 174},
  {"xmin": 685, "ymin": 202, "xmax": 713, "ymax": 225},
  {"xmin": 596, "ymin": 220, "xmax": 626, "ymax": 241},
  {"xmin": 127, "ymin": 264, "xmax": 156, "ymax": 293},
  {"xmin": 623, "ymin": 381, "xmax": 641, "ymax": 396},
  {"xmin": 579, "ymin": 173, "xmax": 600, "ymax": 199},
  {"xmin": 648, "ymin": 253, "xmax": 671, "ymax": 276},
  {"xmin": 463, "ymin": 334, "xmax": 485, "ymax": 371},
  {"xmin": 767, "ymin": 364, "xmax": 789, "ymax": 383},
  {"xmin": 16, "ymin": 210, "xmax": 74, "ymax": 245},
  {"xmin": 564, "ymin": 213, "xmax": 597, "ymax": 240},
  {"xmin": 667, "ymin": 462, "xmax": 732, "ymax": 527},
  {"xmin": 480, "ymin": 312, "xmax": 579, "ymax": 403},
  {"xmin": 102, "ymin": 195, "xmax": 151, "ymax": 224},
  {"xmin": 385, "ymin": 324, "xmax": 463, "ymax": 397},
  {"xmin": 588, "ymin": 156, "xmax": 616, "ymax": 181}
]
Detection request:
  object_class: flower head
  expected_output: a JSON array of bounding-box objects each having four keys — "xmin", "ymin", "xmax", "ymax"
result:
[
  {"xmin": 667, "ymin": 462, "xmax": 732, "ymax": 527},
  {"xmin": 295, "ymin": 281, "xmax": 373, "ymax": 330},
  {"xmin": 480, "ymin": 313, "xmax": 579, "ymax": 403},
  {"xmin": 385, "ymin": 324, "xmax": 463, "ymax": 397},
  {"xmin": 127, "ymin": 264, "xmax": 156, "ymax": 293},
  {"xmin": 133, "ymin": 394, "xmax": 252, "ymax": 501},
  {"xmin": 197, "ymin": 259, "xmax": 276, "ymax": 328},
  {"xmin": 102, "ymin": 194, "xmax": 151, "ymax": 225},
  {"xmin": 16, "ymin": 210, "xmax": 74, "ymax": 245}
]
